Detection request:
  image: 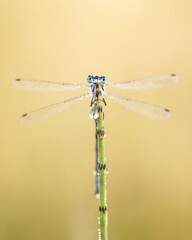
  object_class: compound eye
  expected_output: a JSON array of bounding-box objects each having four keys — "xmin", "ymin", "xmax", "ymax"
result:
[
  {"xmin": 87, "ymin": 75, "xmax": 93, "ymax": 83},
  {"xmin": 100, "ymin": 76, "xmax": 106, "ymax": 83}
]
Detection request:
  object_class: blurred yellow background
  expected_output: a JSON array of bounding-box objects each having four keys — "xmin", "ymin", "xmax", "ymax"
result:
[{"xmin": 0, "ymin": 1, "xmax": 192, "ymax": 239}]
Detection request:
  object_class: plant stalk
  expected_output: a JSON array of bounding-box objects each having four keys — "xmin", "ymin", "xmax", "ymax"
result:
[{"xmin": 96, "ymin": 83, "xmax": 108, "ymax": 240}]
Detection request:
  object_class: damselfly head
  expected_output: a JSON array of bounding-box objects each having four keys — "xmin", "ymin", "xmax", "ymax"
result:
[{"xmin": 87, "ymin": 75, "xmax": 107, "ymax": 84}]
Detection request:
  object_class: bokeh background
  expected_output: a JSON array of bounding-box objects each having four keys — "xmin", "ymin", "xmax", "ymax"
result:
[{"xmin": 1, "ymin": 1, "xmax": 192, "ymax": 240}]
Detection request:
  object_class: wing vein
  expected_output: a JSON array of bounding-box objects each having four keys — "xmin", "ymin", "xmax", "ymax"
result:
[
  {"xmin": 12, "ymin": 79, "xmax": 88, "ymax": 91},
  {"xmin": 107, "ymin": 93, "xmax": 172, "ymax": 120},
  {"xmin": 106, "ymin": 74, "xmax": 180, "ymax": 90},
  {"xmin": 19, "ymin": 93, "xmax": 90, "ymax": 124}
]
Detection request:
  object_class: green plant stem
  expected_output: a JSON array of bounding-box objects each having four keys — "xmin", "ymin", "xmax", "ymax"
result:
[{"xmin": 96, "ymin": 83, "xmax": 108, "ymax": 240}]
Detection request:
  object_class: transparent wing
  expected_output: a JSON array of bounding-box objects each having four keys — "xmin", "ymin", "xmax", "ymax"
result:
[
  {"xmin": 106, "ymin": 74, "xmax": 180, "ymax": 90},
  {"xmin": 19, "ymin": 93, "xmax": 89, "ymax": 124},
  {"xmin": 107, "ymin": 93, "xmax": 172, "ymax": 120},
  {"xmin": 12, "ymin": 79, "xmax": 88, "ymax": 91}
]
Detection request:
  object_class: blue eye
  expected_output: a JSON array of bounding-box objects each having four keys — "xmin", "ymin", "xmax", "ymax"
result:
[
  {"xmin": 87, "ymin": 75, "xmax": 93, "ymax": 83},
  {"xmin": 99, "ymin": 76, "xmax": 106, "ymax": 84}
]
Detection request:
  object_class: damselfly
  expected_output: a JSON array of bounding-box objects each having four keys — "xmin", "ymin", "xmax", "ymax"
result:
[{"xmin": 12, "ymin": 74, "xmax": 180, "ymax": 195}]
